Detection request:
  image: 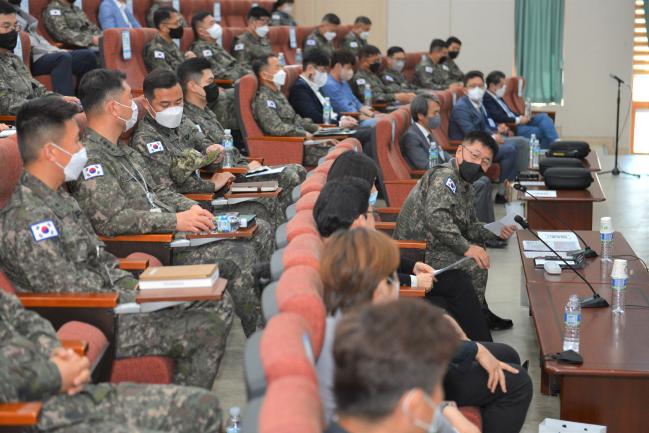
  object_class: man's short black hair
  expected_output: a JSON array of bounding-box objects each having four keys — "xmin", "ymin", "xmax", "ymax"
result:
[
  {"xmin": 143, "ymin": 69, "xmax": 179, "ymax": 100},
  {"xmin": 273, "ymin": 0, "xmax": 294, "ymax": 10},
  {"xmin": 177, "ymin": 57, "xmax": 212, "ymax": 93},
  {"xmin": 464, "ymin": 130, "xmax": 498, "ymax": 160},
  {"xmin": 0, "ymin": 1, "xmax": 16, "ymax": 15},
  {"xmin": 247, "ymin": 6, "xmax": 271, "ymax": 21},
  {"xmin": 78, "ymin": 69, "xmax": 127, "ymax": 114},
  {"xmin": 463, "ymin": 70, "xmax": 484, "ymax": 87},
  {"xmin": 447, "ymin": 36, "xmax": 462, "ymax": 46},
  {"xmin": 358, "ymin": 44, "xmax": 381, "ymax": 60},
  {"xmin": 16, "ymin": 96, "xmax": 81, "ymax": 164},
  {"xmin": 410, "ymin": 94, "xmax": 440, "ymax": 122},
  {"xmin": 322, "ymin": 13, "xmax": 341, "ymax": 25},
  {"xmin": 153, "ymin": 6, "xmax": 177, "ymax": 29},
  {"xmin": 486, "ymin": 70, "xmax": 507, "ymax": 87},
  {"xmin": 386, "ymin": 46, "xmax": 405, "ymax": 57},
  {"xmin": 354, "ymin": 16, "xmax": 371, "ymax": 26},
  {"xmin": 429, "ymin": 38, "xmax": 447, "ymax": 53},
  {"xmin": 331, "ymin": 49, "xmax": 356, "ymax": 68},
  {"xmin": 252, "ymin": 53, "xmax": 276, "ymax": 79},
  {"xmin": 191, "ymin": 11, "xmax": 211, "ymax": 39},
  {"xmin": 327, "ymin": 151, "xmax": 379, "ymax": 189},
  {"xmin": 334, "ymin": 299, "xmax": 459, "ymax": 420},
  {"xmin": 302, "ymin": 48, "xmax": 330, "ymax": 70},
  {"xmin": 314, "ymin": 178, "xmax": 371, "ymax": 238}
]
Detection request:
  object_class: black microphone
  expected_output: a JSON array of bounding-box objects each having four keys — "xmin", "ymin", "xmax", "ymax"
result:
[
  {"xmin": 513, "ymin": 183, "xmax": 597, "ymax": 258},
  {"xmin": 609, "ymin": 74, "xmax": 625, "ymax": 84},
  {"xmin": 515, "ymin": 215, "xmax": 608, "ymax": 308}
]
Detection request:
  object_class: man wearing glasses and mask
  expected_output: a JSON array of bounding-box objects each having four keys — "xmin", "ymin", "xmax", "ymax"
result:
[{"xmin": 394, "ymin": 131, "xmax": 517, "ymax": 331}]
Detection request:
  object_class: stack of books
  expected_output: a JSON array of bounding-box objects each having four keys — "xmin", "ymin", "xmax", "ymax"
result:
[
  {"xmin": 230, "ymin": 180, "xmax": 279, "ymax": 193},
  {"xmin": 137, "ymin": 264, "xmax": 225, "ymax": 305}
]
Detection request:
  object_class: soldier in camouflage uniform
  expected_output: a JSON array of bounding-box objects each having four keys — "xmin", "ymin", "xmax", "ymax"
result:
[
  {"xmin": 190, "ymin": 13, "xmax": 251, "ymax": 81},
  {"xmin": 252, "ymin": 54, "xmax": 334, "ymax": 167},
  {"xmin": 413, "ymin": 39, "xmax": 459, "ymax": 91},
  {"xmin": 393, "ymin": 132, "xmax": 516, "ymax": 330},
  {"xmin": 0, "ymin": 290, "xmax": 223, "ymax": 433},
  {"xmin": 302, "ymin": 13, "xmax": 340, "ymax": 58},
  {"xmin": 350, "ymin": 45, "xmax": 415, "ymax": 106},
  {"xmin": 144, "ymin": 7, "xmax": 194, "ymax": 73},
  {"xmin": 270, "ymin": 0, "xmax": 297, "ymax": 26},
  {"xmin": 70, "ymin": 70, "xmax": 269, "ymax": 336},
  {"xmin": 381, "ymin": 46, "xmax": 433, "ymax": 95},
  {"xmin": 444, "ymin": 36, "xmax": 465, "ymax": 84},
  {"xmin": 42, "ymin": 0, "xmax": 101, "ymax": 48},
  {"xmin": 0, "ymin": 97, "xmax": 234, "ymax": 387},
  {"xmin": 147, "ymin": 1, "xmax": 187, "ymax": 28},
  {"xmin": 340, "ymin": 16, "xmax": 371, "ymax": 56},
  {"xmin": 231, "ymin": 6, "xmax": 273, "ymax": 70}
]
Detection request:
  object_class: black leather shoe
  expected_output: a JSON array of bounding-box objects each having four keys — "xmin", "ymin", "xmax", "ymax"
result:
[
  {"xmin": 494, "ymin": 193, "xmax": 507, "ymax": 204},
  {"xmin": 487, "ymin": 309, "xmax": 514, "ymax": 330},
  {"xmin": 485, "ymin": 238, "xmax": 508, "ymax": 249}
]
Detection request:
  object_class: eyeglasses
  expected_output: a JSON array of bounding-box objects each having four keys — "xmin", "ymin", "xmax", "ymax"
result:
[
  {"xmin": 461, "ymin": 144, "xmax": 492, "ymax": 166},
  {"xmin": 0, "ymin": 23, "xmax": 22, "ymax": 32},
  {"xmin": 386, "ymin": 272, "xmax": 398, "ymax": 287}
]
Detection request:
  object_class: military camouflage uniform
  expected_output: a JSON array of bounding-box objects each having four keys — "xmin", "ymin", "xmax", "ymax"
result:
[
  {"xmin": 130, "ymin": 112, "xmax": 286, "ymax": 230},
  {"xmin": 143, "ymin": 33, "xmax": 185, "ymax": 72},
  {"xmin": 350, "ymin": 69, "xmax": 395, "ymax": 104},
  {"xmin": 393, "ymin": 160, "xmax": 499, "ymax": 306},
  {"xmin": 190, "ymin": 39, "xmax": 251, "ymax": 80},
  {"xmin": 413, "ymin": 56, "xmax": 452, "ymax": 90},
  {"xmin": 341, "ymin": 31, "xmax": 365, "ymax": 55},
  {"xmin": 231, "ymin": 31, "xmax": 272, "ymax": 70},
  {"xmin": 270, "ymin": 10, "xmax": 297, "ymax": 26},
  {"xmin": 184, "ymin": 101, "xmax": 306, "ymax": 210},
  {"xmin": 0, "ymin": 51, "xmax": 53, "ymax": 115},
  {"xmin": 0, "ymin": 290, "xmax": 222, "ymax": 433},
  {"xmin": 0, "ymin": 171, "xmax": 234, "ymax": 387},
  {"xmin": 70, "ymin": 128, "xmax": 269, "ymax": 336},
  {"xmin": 253, "ymin": 85, "xmax": 331, "ymax": 167},
  {"xmin": 42, "ymin": 0, "xmax": 101, "ymax": 48},
  {"xmin": 302, "ymin": 29, "xmax": 333, "ymax": 57},
  {"xmin": 443, "ymin": 58, "xmax": 464, "ymax": 83},
  {"xmin": 147, "ymin": 3, "xmax": 187, "ymax": 28},
  {"xmin": 381, "ymin": 68, "xmax": 430, "ymax": 95}
]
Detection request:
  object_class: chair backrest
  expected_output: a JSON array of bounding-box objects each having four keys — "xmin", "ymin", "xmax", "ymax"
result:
[
  {"xmin": 282, "ymin": 64, "xmax": 302, "ymax": 98},
  {"xmin": 179, "ymin": 0, "xmax": 212, "ymax": 27},
  {"xmin": 333, "ymin": 24, "xmax": 353, "ymax": 48},
  {"xmin": 100, "ymin": 28, "xmax": 158, "ymax": 91},
  {"xmin": 179, "ymin": 27, "xmax": 196, "ymax": 52},
  {"xmin": 29, "ymin": 0, "xmax": 58, "ymax": 44},
  {"xmin": 504, "ymin": 76, "xmax": 525, "ymax": 115},
  {"xmin": 0, "ymin": 136, "xmax": 22, "ymax": 210},
  {"xmin": 234, "ymin": 73, "xmax": 264, "ymax": 142},
  {"xmin": 268, "ymin": 25, "xmax": 290, "ymax": 61},
  {"xmin": 259, "ymin": 376, "xmax": 323, "ymax": 433},
  {"xmin": 285, "ymin": 210, "xmax": 319, "ymax": 243},
  {"xmin": 404, "ymin": 51, "xmax": 425, "ymax": 81},
  {"xmin": 221, "ymin": 26, "xmax": 247, "ymax": 52},
  {"xmin": 17, "ymin": 31, "xmax": 31, "ymax": 72},
  {"xmin": 82, "ymin": 0, "xmax": 102, "ymax": 25},
  {"xmin": 435, "ymin": 90, "xmax": 454, "ymax": 147},
  {"xmin": 132, "ymin": 0, "xmax": 154, "ymax": 28},
  {"xmin": 295, "ymin": 25, "xmax": 316, "ymax": 50},
  {"xmin": 374, "ymin": 110, "xmax": 412, "ymax": 182},
  {"xmin": 221, "ymin": 0, "xmax": 274, "ymax": 27}
]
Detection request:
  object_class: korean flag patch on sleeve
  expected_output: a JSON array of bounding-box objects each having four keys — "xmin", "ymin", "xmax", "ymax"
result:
[
  {"xmin": 445, "ymin": 177, "xmax": 457, "ymax": 194},
  {"xmin": 306, "ymin": 39, "xmax": 316, "ymax": 46},
  {"xmin": 147, "ymin": 141, "xmax": 164, "ymax": 153},
  {"xmin": 234, "ymin": 43, "xmax": 244, "ymax": 51},
  {"xmin": 425, "ymin": 66, "xmax": 433, "ymax": 73},
  {"xmin": 202, "ymin": 49, "xmax": 213, "ymax": 57},
  {"xmin": 83, "ymin": 164, "xmax": 103, "ymax": 180},
  {"xmin": 49, "ymin": 9, "xmax": 61, "ymax": 16},
  {"xmin": 384, "ymin": 75, "xmax": 394, "ymax": 82},
  {"xmin": 356, "ymin": 78, "xmax": 366, "ymax": 85},
  {"xmin": 30, "ymin": 221, "xmax": 59, "ymax": 242},
  {"xmin": 154, "ymin": 50, "xmax": 165, "ymax": 59},
  {"xmin": 266, "ymin": 100, "xmax": 277, "ymax": 109}
]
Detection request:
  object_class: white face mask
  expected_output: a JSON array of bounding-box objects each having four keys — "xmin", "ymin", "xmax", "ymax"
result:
[
  {"xmin": 368, "ymin": 190, "xmax": 378, "ymax": 206},
  {"xmin": 313, "ymin": 70, "xmax": 328, "ymax": 88},
  {"xmin": 402, "ymin": 391, "xmax": 439, "ymax": 433},
  {"xmin": 495, "ymin": 86, "xmax": 506, "ymax": 98},
  {"xmin": 280, "ymin": 4, "xmax": 293, "ymax": 14},
  {"xmin": 52, "ymin": 143, "xmax": 88, "ymax": 182},
  {"xmin": 207, "ymin": 23, "xmax": 222, "ymax": 40},
  {"xmin": 391, "ymin": 60, "xmax": 405, "ymax": 72},
  {"xmin": 114, "ymin": 99, "xmax": 138, "ymax": 132},
  {"xmin": 340, "ymin": 67, "xmax": 354, "ymax": 82},
  {"xmin": 359, "ymin": 31, "xmax": 370, "ymax": 40},
  {"xmin": 273, "ymin": 69, "xmax": 287, "ymax": 87},
  {"xmin": 324, "ymin": 31, "xmax": 336, "ymax": 41},
  {"xmin": 255, "ymin": 24, "xmax": 270, "ymax": 38},
  {"xmin": 468, "ymin": 87, "xmax": 485, "ymax": 102},
  {"xmin": 151, "ymin": 103, "xmax": 183, "ymax": 129}
]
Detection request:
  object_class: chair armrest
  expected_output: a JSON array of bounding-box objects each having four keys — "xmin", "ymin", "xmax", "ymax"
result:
[
  {"xmin": 341, "ymin": 112, "xmax": 360, "ymax": 118},
  {"xmin": 399, "ymin": 286, "xmax": 426, "ymax": 298},
  {"xmin": 376, "ymin": 207, "xmax": 401, "ymax": 215},
  {"xmin": 131, "ymin": 89, "xmax": 144, "ymax": 97},
  {"xmin": 248, "ymin": 136, "xmax": 305, "ymax": 143},
  {"xmin": 245, "ymin": 157, "xmax": 264, "ymax": 164},
  {"xmin": 219, "ymin": 166, "xmax": 249, "ymax": 175},
  {"xmin": 183, "ymin": 193, "xmax": 215, "ymax": 202},
  {"xmin": 445, "ymin": 140, "xmax": 462, "ymax": 152},
  {"xmin": 214, "ymin": 79, "xmax": 234, "ymax": 86},
  {"xmin": 0, "ymin": 115, "xmax": 16, "ymax": 123},
  {"xmin": 375, "ymin": 222, "xmax": 395, "ymax": 234},
  {"xmin": 17, "ymin": 293, "xmax": 118, "ymax": 309},
  {"xmin": 372, "ymin": 103, "xmax": 388, "ymax": 111},
  {"xmin": 0, "ymin": 402, "xmax": 42, "ymax": 426},
  {"xmin": 409, "ymin": 168, "xmax": 426, "ymax": 178},
  {"xmin": 118, "ymin": 258, "xmax": 149, "ymax": 271},
  {"xmin": 60, "ymin": 339, "xmax": 89, "ymax": 357},
  {"xmin": 99, "ymin": 234, "xmax": 174, "ymax": 243},
  {"xmin": 394, "ymin": 240, "xmax": 426, "ymax": 250}
]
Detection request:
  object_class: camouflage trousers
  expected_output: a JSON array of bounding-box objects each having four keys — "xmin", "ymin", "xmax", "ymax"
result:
[
  {"xmin": 211, "ymin": 89, "xmax": 238, "ymax": 130},
  {"xmin": 252, "ymin": 163, "xmax": 306, "ymax": 211},
  {"xmin": 216, "ymin": 197, "xmax": 285, "ymax": 233},
  {"xmin": 36, "ymin": 383, "xmax": 221, "ymax": 433},
  {"xmin": 173, "ymin": 233, "xmax": 267, "ymax": 337},
  {"xmin": 303, "ymin": 143, "xmax": 333, "ymax": 167},
  {"xmin": 116, "ymin": 291, "xmax": 235, "ymax": 388}
]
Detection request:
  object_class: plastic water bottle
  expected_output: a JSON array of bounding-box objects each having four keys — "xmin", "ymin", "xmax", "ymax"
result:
[
  {"xmin": 363, "ymin": 83, "xmax": 372, "ymax": 106},
  {"xmin": 294, "ymin": 48, "xmax": 303, "ymax": 65},
  {"xmin": 323, "ymin": 97, "xmax": 333, "ymax": 125},
  {"xmin": 530, "ymin": 134, "xmax": 540, "ymax": 169},
  {"xmin": 611, "ymin": 259, "xmax": 628, "ymax": 315},
  {"xmin": 428, "ymin": 140, "xmax": 439, "ymax": 168},
  {"xmin": 225, "ymin": 407, "xmax": 241, "ymax": 433},
  {"xmin": 600, "ymin": 216, "xmax": 614, "ymax": 262},
  {"xmin": 278, "ymin": 52, "xmax": 286, "ymax": 66},
  {"xmin": 563, "ymin": 294, "xmax": 581, "ymax": 352},
  {"xmin": 525, "ymin": 97, "xmax": 532, "ymax": 118},
  {"xmin": 222, "ymin": 129, "xmax": 235, "ymax": 168}
]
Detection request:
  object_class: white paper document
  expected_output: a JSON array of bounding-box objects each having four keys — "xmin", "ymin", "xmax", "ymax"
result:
[
  {"xmin": 518, "ymin": 181, "xmax": 545, "ymax": 186},
  {"xmin": 523, "ymin": 251, "xmax": 569, "ymax": 259},
  {"xmin": 245, "ymin": 165, "xmax": 286, "ymax": 178},
  {"xmin": 523, "ymin": 231, "xmax": 581, "ymax": 252},
  {"xmin": 525, "ymin": 190, "xmax": 557, "ymax": 198},
  {"xmin": 483, "ymin": 208, "xmax": 522, "ymax": 236}
]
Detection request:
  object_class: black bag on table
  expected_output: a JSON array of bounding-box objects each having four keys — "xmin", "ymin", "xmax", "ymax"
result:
[
  {"xmin": 543, "ymin": 167, "xmax": 593, "ymax": 190},
  {"xmin": 547, "ymin": 140, "xmax": 590, "ymax": 159},
  {"xmin": 538, "ymin": 157, "xmax": 582, "ymax": 176}
]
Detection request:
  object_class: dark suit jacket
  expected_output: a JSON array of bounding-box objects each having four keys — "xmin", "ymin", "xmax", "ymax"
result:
[
  {"xmin": 400, "ymin": 123, "xmax": 450, "ymax": 170},
  {"xmin": 288, "ymin": 76, "xmax": 328, "ymax": 124},
  {"xmin": 483, "ymin": 91, "xmax": 519, "ymax": 124},
  {"xmin": 449, "ymin": 95, "xmax": 495, "ymax": 140}
]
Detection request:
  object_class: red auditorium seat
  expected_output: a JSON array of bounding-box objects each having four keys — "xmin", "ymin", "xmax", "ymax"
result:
[
  {"xmin": 29, "ymin": 0, "xmax": 59, "ymax": 45},
  {"xmin": 101, "ymin": 28, "xmax": 158, "ymax": 92},
  {"xmin": 132, "ymin": 0, "xmax": 154, "ymax": 28},
  {"xmin": 333, "ymin": 24, "xmax": 353, "ymax": 48},
  {"xmin": 221, "ymin": 26, "xmax": 248, "ymax": 52},
  {"xmin": 179, "ymin": 0, "xmax": 212, "ymax": 26},
  {"xmin": 504, "ymin": 76, "xmax": 526, "ymax": 115},
  {"xmin": 295, "ymin": 25, "xmax": 316, "ymax": 51},
  {"xmin": 259, "ymin": 376, "xmax": 323, "ymax": 433},
  {"xmin": 82, "ymin": 0, "xmax": 101, "ymax": 25},
  {"xmin": 403, "ymin": 51, "xmax": 425, "ymax": 81},
  {"xmin": 282, "ymin": 64, "xmax": 302, "ymax": 98}
]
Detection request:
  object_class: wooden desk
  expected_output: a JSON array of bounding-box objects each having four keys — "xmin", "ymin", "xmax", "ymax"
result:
[
  {"xmin": 517, "ymin": 230, "xmax": 649, "ymax": 285},
  {"xmin": 526, "ymin": 280, "xmax": 649, "ymax": 432},
  {"xmin": 519, "ymin": 174, "xmax": 606, "ymax": 230}
]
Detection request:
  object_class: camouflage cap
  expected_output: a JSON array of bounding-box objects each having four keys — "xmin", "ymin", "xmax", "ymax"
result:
[{"xmin": 169, "ymin": 148, "xmax": 221, "ymax": 184}]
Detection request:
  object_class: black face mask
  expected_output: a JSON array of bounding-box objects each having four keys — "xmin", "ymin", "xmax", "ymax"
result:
[
  {"xmin": 0, "ymin": 30, "xmax": 18, "ymax": 51},
  {"xmin": 168, "ymin": 26, "xmax": 184, "ymax": 39},
  {"xmin": 203, "ymin": 82, "xmax": 220, "ymax": 104},
  {"xmin": 448, "ymin": 51, "xmax": 459, "ymax": 60},
  {"xmin": 438, "ymin": 56, "xmax": 447, "ymax": 64},
  {"xmin": 369, "ymin": 61, "xmax": 381, "ymax": 73},
  {"xmin": 458, "ymin": 160, "xmax": 483, "ymax": 183},
  {"xmin": 8, "ymin": 0, "xmax": 21, "ymax": 5}
]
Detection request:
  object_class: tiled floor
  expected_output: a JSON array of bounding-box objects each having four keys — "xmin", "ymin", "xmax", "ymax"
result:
[{"xmin": 213, "ymin": 149, "xmax": 649, "ymax": 432}]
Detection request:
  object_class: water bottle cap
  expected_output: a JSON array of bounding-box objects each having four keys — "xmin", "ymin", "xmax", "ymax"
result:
[
  {"xmin": 530, "ymin": 134, "xmax": 536, "ymax": 140},
  {"xmin": 600, "ymin": 216, "xmax": 613, "ymax": 232},
  {"xmin": 611, "ymin": 259, "xmax": 628, "ymax": 278},
  {"xmin": 568, "ymin": 294, "xmax": 580, "ymax": 304},
  {"xmin": 229, "ymin": 406, "xmax": 241, "ymax": 416},
  {"xmin": 224, "ymin": 129, "xmax": 231, "ymax": 135}
]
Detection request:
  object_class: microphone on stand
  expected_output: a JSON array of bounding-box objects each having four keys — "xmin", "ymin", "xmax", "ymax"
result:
[
  {"xmin": 515, "ymin": 215, "xmax": 608, "ymax": 308},
  {"xmin": 609, "ymin": 74, "xmax": 625, "ymax": 84},
  {"xmin": 513, "ymin": 183, "xmax": 597, "ymax": 258}
]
